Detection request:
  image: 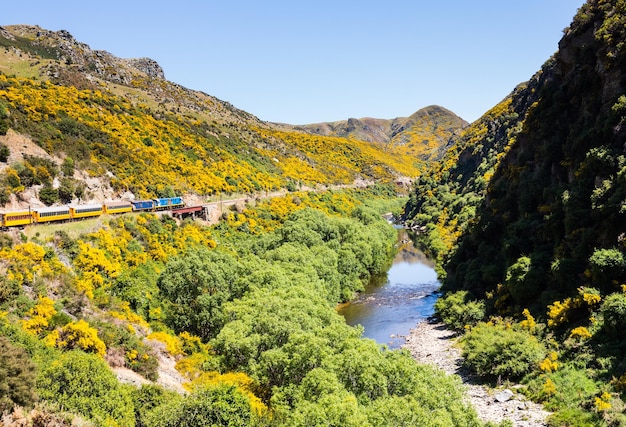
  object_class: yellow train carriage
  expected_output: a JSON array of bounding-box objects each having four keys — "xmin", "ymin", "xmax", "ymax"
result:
[
  {"xmin": 103, "ymin": 201, "xmax": 133, "ymax": 215},
  {"xmin": 69, "ymin": 204, "xmax": 103, "ymax": 219},
  {"xmin": 0, "ymin": 210, "xmax": 33, "ymax": 227},
  {"xmin": 33, "ymin": 206, "xmax": 71, "ymax": 223}
]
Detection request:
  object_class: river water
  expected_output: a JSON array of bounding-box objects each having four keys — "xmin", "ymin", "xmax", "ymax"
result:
[{"xmin": 338, "ymin": 229, "xmax": 440, "ymax": 348}]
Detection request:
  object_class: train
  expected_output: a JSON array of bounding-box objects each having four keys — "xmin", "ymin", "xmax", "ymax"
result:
[{"xmin": 0, "ymin": 196, "xmax": 185, "ymax": 229}]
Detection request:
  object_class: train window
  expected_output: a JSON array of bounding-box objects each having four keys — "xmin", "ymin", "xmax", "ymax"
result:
[
  {"xmin": 41, "ymin": 210, "xmax": 69, "ymax": 217},
  {"xmin": 8, "ymin": 214, "xmax": 31, "ymax": 221},
  {"xmin": 75, "ymin": 207, "xmax": 102, "ymax": 213}
]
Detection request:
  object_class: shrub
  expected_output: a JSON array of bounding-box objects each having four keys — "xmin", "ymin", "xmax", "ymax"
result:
[
  {"xmin": 0, "ymin": 335, "xmax": 38, "ymax": 413},
  {"xmin": 56, "ymin": 320, "xmax": 106, "ymax": 357},
  {"xmin": 0, "ymin": 277, "xmax": 20, "ymax": 305},
  {"xmin": 37, "ymin": 350, "xmax": 135, "ymax": 426},
  {"xmin": 0, "ymin": 101, "xmax": 8, "ymax": 137},
  {"xmin": 434, "ymin": 290, "xmax": 486, "ymax": 330},
  {"xmin": 131, "ymin": 385, "xmax": 176, "ymax": 427},
  {"xmin": 588, "ymin": 248, "xmax": 626, "ymax": 289},
  {"xmin": 599, "ymin": 292, "xmax": 626, "ymax": 336},
  {"xmin": 547, "ymin": 408, "xmax": 597, "ymax": 427},
  {"xmin": 0, "ymin": 143, "xmax": 9, "ymax": 162},
  {"xmin": 144, "ymin": 384, "xmax": 256, "ymax": 427},
  {"xmin": 461, "ymin": 321, "xmax": 547, "ymax": 380},
  {"xmin": 38, "ymin": 184, "xmax": 59, "ymax": 206},
  {"xmin": 61, "ymin": 157, "xmax": 74, "ymax": 177}
]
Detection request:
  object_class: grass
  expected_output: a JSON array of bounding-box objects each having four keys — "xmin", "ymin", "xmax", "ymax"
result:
[{"xmin": 24, "ymin": 216, "xmax": 107, "ymax": 241}]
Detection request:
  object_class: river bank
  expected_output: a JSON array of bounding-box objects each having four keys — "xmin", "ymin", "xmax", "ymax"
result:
[{"xmin": 403, "ymin": 319, "xmax": 552, "ymax": 426}]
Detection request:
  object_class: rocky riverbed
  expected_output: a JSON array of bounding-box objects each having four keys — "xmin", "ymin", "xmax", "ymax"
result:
[{"xmin": 403, "ymin": 319, "xmax": 552, "ymax": 426}]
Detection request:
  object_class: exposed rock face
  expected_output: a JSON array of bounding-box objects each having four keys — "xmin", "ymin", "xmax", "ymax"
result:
[
  {"xmin": 2, "ymin": 25, "xmax": 165, "ymax": 85},
  {"xmin": 126, "ymin": 57, "xmax": 165, "ymax": 79}
]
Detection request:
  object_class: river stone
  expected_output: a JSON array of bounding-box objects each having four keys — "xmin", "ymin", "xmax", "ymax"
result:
[{"xmin": 494, "ymin": 389, "xmax": 514, "ymax": 403}]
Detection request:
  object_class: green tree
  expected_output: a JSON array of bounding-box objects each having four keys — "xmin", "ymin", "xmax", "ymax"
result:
[
  {"xmin": 39, "ymin": 184, "xmax": 59, "ymax": 206},
  {"xmin": 158, "ymin": 248, "xmax": 245, "ymax": 341}
]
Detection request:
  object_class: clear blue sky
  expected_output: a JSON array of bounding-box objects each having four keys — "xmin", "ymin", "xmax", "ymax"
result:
[{"xmin": 3, "ymin": 1, "xmax": 583, "ymax": 124}]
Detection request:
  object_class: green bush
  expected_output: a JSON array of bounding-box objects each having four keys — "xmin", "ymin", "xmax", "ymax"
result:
[
  {"xmin": 0, "ymin": 143, "xmax": 9, "ymax": 162},
  {"xmin": 0, "ymin": 335, "xmax": 38, "ymax": 413},
  {"xmin": 37, "ymin": 350, "xmax": 135, "ymax": 426},
  {"xmin": 0, "ymin": 276, "xmax": 20, "ymax": 305},
  {"xmin": 588, "ymin": 248, "xmax": 625, "ymax": 289},
  {"xmin": 547, "ymin": 408, "xmax": 597, "ymax": 427},
  {"xmin": 525, "ymin": 365, "xmax": 599, "ymax": 411},
  {"xmin": 38, "ymin": 184, "xmax": 59, "ymax": 206},
  {"xmin": 144, "ymin": 384, "xmax": 255, "ymax": 427},
  {"xmin": 434, "ymin": 291, "xmax": 486, "ymax": 331},
  {"xmin": 131, "ymin": 385, "xmax": 177, "ymax": 427},
  {"xmin": 0, "ymin": 101, "xmax": 8, "ymax": 137},
  {"xmin": 599, "ymin": 292, "xmax": 626, "ymax": 336},
  {"xmin": 461, "ymin": 322, "xmax": 546, "ymax": 380}
]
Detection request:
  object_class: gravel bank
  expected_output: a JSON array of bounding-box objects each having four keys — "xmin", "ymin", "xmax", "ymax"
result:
[{"xmin": 403, "ymin": 319, "xmax": 552, "ymax": 426}]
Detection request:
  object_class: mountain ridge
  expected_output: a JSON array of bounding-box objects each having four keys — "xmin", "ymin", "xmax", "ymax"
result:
[{"xmin": 282, "ymin": 105, "xmax": 468, "ymax": 162}]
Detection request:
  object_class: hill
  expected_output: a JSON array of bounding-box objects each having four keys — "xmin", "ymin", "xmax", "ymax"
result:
[
  {"xmin": 0, "ymin": 25, "xmax": 465, "ymax": 209},
  {"xmin": 285, "ymin": 105, "xmax": 468, "ymax": 162},
  {"xmin": 404, "ymin": 0, "xmax": 626, "ymax": 422}
]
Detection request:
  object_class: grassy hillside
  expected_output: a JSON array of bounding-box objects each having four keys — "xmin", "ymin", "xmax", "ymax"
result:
[
  {"xmin": 404, "ymin": 0, "xmax": 626, "ymax": 423},
  {"xmin": 0, "ymin": 25, "xmax": 459, "ymax": 209}
]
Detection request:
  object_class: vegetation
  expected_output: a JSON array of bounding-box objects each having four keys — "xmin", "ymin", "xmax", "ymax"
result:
[
  {"xmin": 37, "ymin": 351, "xmax": 135, "ymax": 427},
  {"xmin": 0, "ymin": 70, "xmax": 422, "ymax": 201},
  {"xmin": 405, "ymin": 0, "xmax": 626, "ymax": 424},
  {"xmin": 461, "ymin": 320, "xmax": 546, "ymax": 381},
  {"xmin": 433, "ymin": 291, "xmax": 486, "ymax": 331},
  {"xmin": 0, "ymin": 335, "xmax": 37, "ymax": 413},
  {"xmin": 0, "ymin": 187, "xmax": 483, "ymax": 426},
  {"xmin": 6, "ymin": 1, "xmax": 626, "ymax": 424}
]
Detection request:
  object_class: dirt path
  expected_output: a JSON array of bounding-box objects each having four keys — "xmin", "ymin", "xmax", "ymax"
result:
[{"xmin": 403, "ymin": 319, "xmax": 552, "ymax": 426}]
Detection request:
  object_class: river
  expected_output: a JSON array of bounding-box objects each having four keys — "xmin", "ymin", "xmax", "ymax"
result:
[{"xmin": 338, "ymin": 229, "xmax": 440, "ymax": 348}]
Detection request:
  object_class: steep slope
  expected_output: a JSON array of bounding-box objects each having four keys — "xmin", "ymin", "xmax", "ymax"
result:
[
  {"xmin": 404, "ymin": 1, "xmax": 626, "ymax": 421},
  {"xmin": 289, "ymin": 105, "xmax": 468, "ymax": 162},
  {"xmin": 405, "ymin": 0, "xmax": 626, "ymax": 299},
  {"xmin": 445, "ymin": 0, "xmax": 626, "ymax": 306},
  {"xmin": 403, "ymin": 82, "xmax": 541, "ymax": 270}
]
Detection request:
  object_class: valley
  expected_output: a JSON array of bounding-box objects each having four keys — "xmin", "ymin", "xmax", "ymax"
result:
[{"xmin": 1, "ymin": 1, "xmax": 626, "ymax": 425}]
